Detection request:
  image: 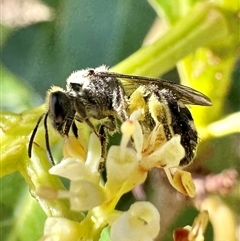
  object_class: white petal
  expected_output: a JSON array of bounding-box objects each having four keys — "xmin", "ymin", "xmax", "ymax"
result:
[
  {"xmin": 105, "ymin": 146, "xmax": 139, "ymax": 191},
  {"xmin": 128, "ymin": 201, "xmax": 160, "ymax": 238},
  {"xmin": 110, "ymin": 201, "xmax": 160, "ymax": 241},
  {"xmin": 85, "ymin": 133, "xmax": 102, "ymax": 172},
  {"xmin": 69, "ymin": 180, "xmax": 106, "ymax": 211},
  {"xmin": 43, "ymin": 217, "xmax": 81, "ymax": 241},
  {"xmin": 49, "ymin": 158, "xmax": 85, "ymax": 180},
  {"xmin": 142, "ymin": 135, "xmax": 185, "ymax": 169},
  {"xmin": 49, "ymin": 158, "xmax": 99, "ymax": 183}
]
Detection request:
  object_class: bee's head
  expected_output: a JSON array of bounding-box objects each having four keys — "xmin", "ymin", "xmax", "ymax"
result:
[{"xmin": 28, "ymin": 87, "xmax": 77, "ymax": 166}]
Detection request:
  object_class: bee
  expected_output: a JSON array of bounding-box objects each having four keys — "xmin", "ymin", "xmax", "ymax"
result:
[{"xmin": 28, "ymin": 65, "xmax": 211, "ymax": 166}]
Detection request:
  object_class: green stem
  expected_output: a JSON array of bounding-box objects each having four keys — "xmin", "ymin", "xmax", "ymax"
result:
[{"xmin": 112, "ymin": 2, "xmax": 228, "ymax": 76}]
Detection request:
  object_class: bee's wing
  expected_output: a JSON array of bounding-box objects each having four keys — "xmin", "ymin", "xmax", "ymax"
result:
[{"xmin": 97, "ymin": 71, "xmax": 212, "ymax": 106}]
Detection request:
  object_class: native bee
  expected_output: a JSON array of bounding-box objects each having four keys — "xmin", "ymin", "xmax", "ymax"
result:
[{"xmin": 28, "ymin": 65, "xmax": 211, "ymax": 166}]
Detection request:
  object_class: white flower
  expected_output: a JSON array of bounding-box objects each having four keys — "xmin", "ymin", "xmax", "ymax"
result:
[
  {"xmin": 141, "ymin": 135, "xmax": 185, "ymax": 169},
  {"xmin": 110, "ymin": 201, "xmax": 160, "ymax": 241},
  {"xmin": 105, "ymin": 110, "xmax": 188, "ymax": 198},
  {"xmin": 41, "ymin": 217, "xmax": 82, "ymax": 241},
  {"xmin": 49, "ymin": 133, "xmax": 106, "ymax": 211},
  {"xmin": 105, "ymin": 145, "xmax": 140, "ymax": 193},
  {"xmin": 105, "ymin": 111, "xmax": 147, "ymax": 196}
]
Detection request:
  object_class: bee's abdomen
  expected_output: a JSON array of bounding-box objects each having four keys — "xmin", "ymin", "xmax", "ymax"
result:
[
  {"xmin": 167, "ymin": 99, "xmax": 198, "ymax": 166},
  {"xmin": 147, "ymin": 87, "xmax": 198, "ymax": 166}
]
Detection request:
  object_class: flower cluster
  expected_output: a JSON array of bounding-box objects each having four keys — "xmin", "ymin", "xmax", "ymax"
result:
[{"xmin": 38, "ymin": 110, "xmax": 198, "ymax": 240}]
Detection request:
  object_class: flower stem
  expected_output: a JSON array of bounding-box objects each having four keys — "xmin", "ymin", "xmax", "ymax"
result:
[{"xmin": 112, "ymin": 2, "xmax": 228, "ymax": 77}]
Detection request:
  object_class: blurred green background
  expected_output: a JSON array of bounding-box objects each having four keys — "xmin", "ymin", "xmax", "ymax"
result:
[
  {"xmin": 1, "ymin": 0, "xmax": 239, "ymax": 240},
  {"xmin": 1, "ymin": 0, "xmax": 156, "ymax": 111}
]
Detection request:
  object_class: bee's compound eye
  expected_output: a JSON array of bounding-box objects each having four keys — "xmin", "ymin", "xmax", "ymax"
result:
[{"xmin": 49, "ymin": 91, "xmax": 70, "ymax": 124}]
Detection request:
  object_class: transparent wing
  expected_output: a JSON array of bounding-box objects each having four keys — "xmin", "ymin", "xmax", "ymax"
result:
[{"xmin": 95, "ymin": 71, "xmax": 212, "ymax": 106}]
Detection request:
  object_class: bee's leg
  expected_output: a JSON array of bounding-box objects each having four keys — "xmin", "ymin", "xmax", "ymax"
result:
[
  {"xmin": 71, "ymin": 121, "xmax": 78, "ymax": 138},
  {"xmin": 99, "ymin": 124, "xmax": 108, "ymax": 158},
  {"xmin": 97, "ymin": 115, "xmax": 119, "ymax": 173},
  {"xmin": 98, "ymin": 125, "xmax": 108, "ymax": 174},
  {"xmin": 63, "ymin": 110, "xmax": 76, "ymax": 137}
]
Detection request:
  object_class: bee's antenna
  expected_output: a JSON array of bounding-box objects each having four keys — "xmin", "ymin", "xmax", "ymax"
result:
[
  {"xmin": 28, "ymin": 113, "xmax": 45, "ymax": 158},
  {"xmin": 43, "ymin": 113, "xmax": 55, "ymax": 165}
]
